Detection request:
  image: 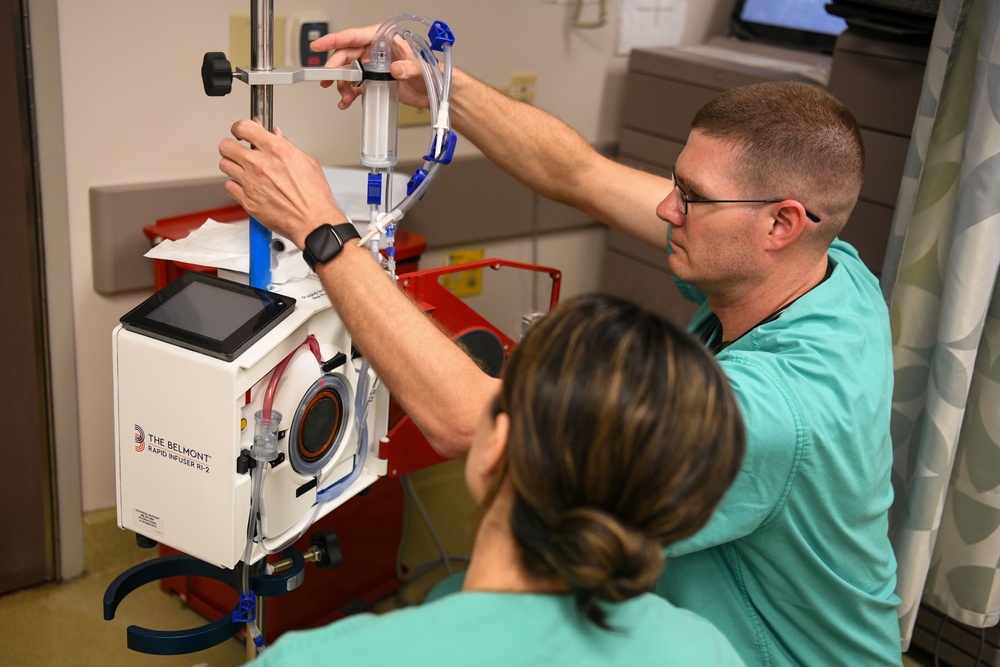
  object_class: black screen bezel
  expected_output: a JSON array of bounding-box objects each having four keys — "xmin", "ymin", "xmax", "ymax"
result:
[
  {"xmin": 729, "ymin": 0, "xmax": 842, "ymax": 54},
  {"xmin": 120, "ymin": 272, "xmax": 296, "ymax": 361}
]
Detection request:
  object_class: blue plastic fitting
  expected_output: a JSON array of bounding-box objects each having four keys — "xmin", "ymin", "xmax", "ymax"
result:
[
  {"xmin": 233, "ymin": 593, "xmax": 256, "ymax": 623},
  {"xmin": 429, "ymin": 21, "xmax": 455, "ymax": 51},
  {"xmin": 423, "ymin": 130, "xmax": 458, "ymax": 165},
  {"xmin": 406, "ymin": 168, "xmax": 428, "ymax": 196},
  {"xmin": 367, "ymin": 173, "xmax": 383, "ymax": 206}
]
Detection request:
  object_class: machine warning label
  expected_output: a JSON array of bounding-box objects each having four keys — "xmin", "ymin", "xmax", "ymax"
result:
[{"xmin": 134, "ymin": 509, "xmax": 164, "ymax": 534}]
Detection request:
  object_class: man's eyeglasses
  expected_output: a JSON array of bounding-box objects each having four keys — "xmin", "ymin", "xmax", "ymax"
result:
[{"xmin": 670, "ymin": 167, "xmax": 821, "ymax": 223}]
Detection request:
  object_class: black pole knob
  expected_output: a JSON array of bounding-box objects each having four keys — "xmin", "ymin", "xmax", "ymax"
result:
[{"xmin": 201, "ymin": 52, "xmax": 234, "ymax": 97}]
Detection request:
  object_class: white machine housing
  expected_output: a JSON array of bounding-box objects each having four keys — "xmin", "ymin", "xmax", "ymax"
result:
[{"xmin": 113, "ymin": 276, "xmax": 389, "ymax": 569}]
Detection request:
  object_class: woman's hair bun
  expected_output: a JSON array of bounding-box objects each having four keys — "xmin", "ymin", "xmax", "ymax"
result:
[{"xmin": 521, "ymin": 504, "xmax": 663, "ymax": 627}]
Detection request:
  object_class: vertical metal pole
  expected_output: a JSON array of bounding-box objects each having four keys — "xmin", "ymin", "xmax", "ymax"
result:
[
  {"xmin": 248, "ymin": 0, "xmax": 273, "ymax": 289},
  {"xmin": 246, "ymin": 0, "xmax": 272, "ymax": 651},
  {"xmin": 250, "ymin": 0, "xmax": 273, "ymax": 131}
]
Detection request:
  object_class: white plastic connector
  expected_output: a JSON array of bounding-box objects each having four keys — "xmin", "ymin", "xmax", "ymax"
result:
[
  {"xmin": 252, "ymin": 410, "xmax": 282, "ymax": 462},
  {"xmin": 357, "ymin": 210, "xmax": 403, "ymax": 247}
]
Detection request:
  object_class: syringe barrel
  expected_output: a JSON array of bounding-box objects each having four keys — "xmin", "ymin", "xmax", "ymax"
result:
[{"xmin": 360, "ymin": 79, "xmax": 399, "ymax": 169}]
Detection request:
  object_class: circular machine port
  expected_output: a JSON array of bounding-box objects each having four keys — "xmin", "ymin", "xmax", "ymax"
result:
[{"xmin": 288, "ymin": 374, "xmax": 352, "ymax": 475}]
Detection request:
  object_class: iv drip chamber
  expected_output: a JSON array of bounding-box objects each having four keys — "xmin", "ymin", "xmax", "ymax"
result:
[{"xmin": 360, "ymin": 78, "xmax": 399, "ymax": 169}]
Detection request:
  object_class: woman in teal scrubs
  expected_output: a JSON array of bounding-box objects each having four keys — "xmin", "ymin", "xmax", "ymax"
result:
[{"xmin": 254, "ymin": 294, "xmax": 748, "ymax": 666}]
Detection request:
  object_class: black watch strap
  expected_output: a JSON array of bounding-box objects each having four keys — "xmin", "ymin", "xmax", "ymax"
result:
[{"xmin": 302, "ymin": 222, "xmax": 361, "ymax": 271}]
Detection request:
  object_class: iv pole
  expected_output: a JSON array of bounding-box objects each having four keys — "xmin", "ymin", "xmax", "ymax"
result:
[
  {"xmin": 248, "ymin": 6, "xmax": 273, "ymax": 652},
  {"xmin": 248, "ymin": 0, "xmax": 274, "ymax": 290}
]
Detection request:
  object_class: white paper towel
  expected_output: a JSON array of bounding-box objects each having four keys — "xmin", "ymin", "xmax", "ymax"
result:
[{"xmin": 143, "ymin": 167, "xmax": 409, "ymax": 283}]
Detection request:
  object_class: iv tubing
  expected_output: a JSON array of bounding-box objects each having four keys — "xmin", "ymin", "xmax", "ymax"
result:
[
  {"xmin": 369, "ymin": 14, "xmax": 435, "ymax": 73},
  {"xmin": 260, "ymin": 360, "xmax": 380, "ymax": 552},
  {"xmin": 315, "ymin": 359, "xmax": 373, "ymax": 504},
  {"xmin": 247, "ymin": 334, "xmax": 322, "ymax": 561},
  {"xmin": 260, "ymin": 496, "xmax": 322, "ymax": 554},
  {"xmin": 359, "ymin": 15, "xmax": 454, "ymax": 248},
  {"xmin": 242, "ymin": 459, "xmax": 266, "ymax": 651},
  {"xmin": 261, "ymin": 335, "xmax": 323, "ymax": 420}
]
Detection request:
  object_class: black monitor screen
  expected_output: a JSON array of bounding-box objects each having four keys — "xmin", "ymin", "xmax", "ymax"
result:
[
  {"xmin": 120, "ymin": 272, "xmax": 295, "ymax": 361},
  {"xmin": 147, "ymin": 280, "xmax": 268, "ymax": 342},
  {"xmin": 732, "ymin": 0, "xmax": 848, "ymax": 52},
  {"xmin": 740, "ymin": 0, "xmax": 848, "ymax": 35}
]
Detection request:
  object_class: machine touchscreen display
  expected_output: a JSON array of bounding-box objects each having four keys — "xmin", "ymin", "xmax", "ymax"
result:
[{"xmin": 120, "ymin": 272, "xmax": 295, "ymax": 361}]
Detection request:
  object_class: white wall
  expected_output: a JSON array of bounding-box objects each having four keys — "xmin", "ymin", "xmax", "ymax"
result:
[{"xmin": 51, "ymin": 0, "xmax": 730, "ymax": 511}]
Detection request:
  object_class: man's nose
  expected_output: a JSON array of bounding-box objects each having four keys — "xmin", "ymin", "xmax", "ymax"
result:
[{"xmin": 656, "ymin": 189, "xmax": 682, "ymax": 225}]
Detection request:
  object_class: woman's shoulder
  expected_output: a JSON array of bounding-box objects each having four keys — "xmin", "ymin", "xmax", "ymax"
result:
[
  {"xmin": 612, "ymin": 593, "xmax": 748, "ymax": 664},
  {"xmin": 255, "ymin": 591, "xmax": 746, "ymax": 666}
]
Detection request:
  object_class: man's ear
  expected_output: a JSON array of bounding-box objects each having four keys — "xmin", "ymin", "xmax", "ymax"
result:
[{"xmin": 765, "ymin": 201, "xmax": 810, "ymax": 250}]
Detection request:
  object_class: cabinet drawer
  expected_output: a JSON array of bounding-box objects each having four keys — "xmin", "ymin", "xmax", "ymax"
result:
[
  {"xmin": 841, "ymin": 198, "xmax": 894, "ymax": 276},
  {"xmin": 618, "ymin": 129, "xmax": 683, "ymax": 173},
  {"xmin": 622, "ymin": 73, "xmax": 718, "ymax": 142},
  {"xmin": 860, "ymin": 129, "xmax": 910, "ymax": 207},
  {"xmin": 828, "ymin": 50, "xmax": 925, "ymax": 136}
]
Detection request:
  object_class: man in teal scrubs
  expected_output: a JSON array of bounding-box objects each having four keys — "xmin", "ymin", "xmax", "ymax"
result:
[{"xmin": 219, "ymin": 28, "xmax": 902, "ymax": 667}]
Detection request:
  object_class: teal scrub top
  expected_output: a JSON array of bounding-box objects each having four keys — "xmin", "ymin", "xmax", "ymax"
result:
[
  {"xmin": 660, "ymin": 238, "xmax": 901, "ymax": 666},
  {"xmin": 252, "ymin": 591, "xmax": 747, "ymax": 666}
]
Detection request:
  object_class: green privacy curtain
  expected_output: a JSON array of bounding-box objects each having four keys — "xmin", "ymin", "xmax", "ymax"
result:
[{"xmin": 881, "ymin": 0, "xmax": 1000, "ymax": 648}]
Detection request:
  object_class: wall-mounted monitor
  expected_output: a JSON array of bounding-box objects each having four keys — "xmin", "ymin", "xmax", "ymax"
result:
[{"xmin": 730, "ymin": 0, "xmax": 849, "ymax": 53}]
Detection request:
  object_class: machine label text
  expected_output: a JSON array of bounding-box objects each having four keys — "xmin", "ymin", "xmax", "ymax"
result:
[
  {"xmin": 138, "ymin": 427, "xmax": 213, "ymax": 474},
  {"xmin": 134, "ymin": 508, "xmax": 163, "ymax": 534}
]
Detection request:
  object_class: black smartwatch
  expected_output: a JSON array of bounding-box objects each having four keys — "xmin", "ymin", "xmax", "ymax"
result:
[{"xmin": 302, "ymin": 222, "xmax": 361, "ymax": 271}]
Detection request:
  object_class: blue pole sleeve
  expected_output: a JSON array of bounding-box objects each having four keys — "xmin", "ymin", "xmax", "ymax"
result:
[{"xmin": 249, "ymin": 216, "xmax": 272, "ymax": 289}]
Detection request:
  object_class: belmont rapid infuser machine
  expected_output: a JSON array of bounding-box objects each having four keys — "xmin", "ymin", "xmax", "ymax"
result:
[{"xmin": 104, "ymin": 4, "xmax": 462, "ymax": 656}]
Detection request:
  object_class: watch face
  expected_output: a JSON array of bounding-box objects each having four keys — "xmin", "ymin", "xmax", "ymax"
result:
[{"xmin": 305, "ymin": 223, "xmax": 360, "ymax": 270}]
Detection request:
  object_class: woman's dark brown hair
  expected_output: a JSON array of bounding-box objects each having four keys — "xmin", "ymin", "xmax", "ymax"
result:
[{"xmin": 483, "ymin": 293, "xmax": 745, "ymax": 628}]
